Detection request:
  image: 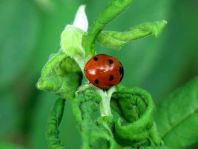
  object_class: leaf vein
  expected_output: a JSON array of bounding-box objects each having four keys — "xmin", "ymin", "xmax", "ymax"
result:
[{"xmin": 162, "ymin": 106, "xmax": 198, "ymax": 139}]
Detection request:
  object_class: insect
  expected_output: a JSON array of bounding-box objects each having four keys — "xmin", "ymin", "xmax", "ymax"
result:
[{"xmin": 84, "ymin": 54, "xmax": 124, "ymax": 89}]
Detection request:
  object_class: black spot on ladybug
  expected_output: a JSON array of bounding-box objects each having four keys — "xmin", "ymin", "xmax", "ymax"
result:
[
  {"xmin": 119, "ymin": 67, "xmax": 123, "ymax": 75},
  {"xmin": 94, "ymin": 79, "xmax": 99, "ymax": 84},
  {"xmin": 109, "ymin": 75, "xmax": 114, "ymax": 81},
  {"xmin": 93, "ymin": 57, "xmax": 98, "ymax": 61},
  {"xmin": 109, "ymin": 59, "xmax": 113, "ymax": 65}
]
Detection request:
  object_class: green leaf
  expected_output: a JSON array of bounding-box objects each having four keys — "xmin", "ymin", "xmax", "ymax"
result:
[
  {"xmin": 30, "ymin": 93, "xmax": 81, "ymax": 149},
  {"xmin": 155, "ymin": 77, "xmax": 198, "ymax": 149},
  {"xmin": 89, "ymin": 0, "xmax": 171, "ymax": 86},
  {"xmin": 72, "ymin": 87, "xmax": 116, "ymax": 149},
  {"xmin": 97, "ymin": 20, "xmax": 167, "ymax": 49},
  {"xmin": 30, "ymin": 93, "xmax": 55, "ymax": 149},
  {"xmin": 30, "ymin": 0, "xmax": 81, "ymax": 79},
  {"xmin": 37, "ymin": 52, "xmax": 82, "ymax": 100},
  {"xmin": 60, "ymin": 25, "xmax": 86, "ymax": 69},
  {"xmin": 111, "ymin": 86, "xmax": 161, "ymax": 147},
  {"xmin": 46, "ymin": 98, "xmax": 65, "ymax": 149},
  {"xmin": 140, "ymin": 0, "xmax": 198, "ymax": 99},
  {"xmin": 84, "ymin": 0, "xmax": 133, "ymax": 57},
  {"xmin": 72, "ymin": 86, "xmax": 163, "ymax": 149}
]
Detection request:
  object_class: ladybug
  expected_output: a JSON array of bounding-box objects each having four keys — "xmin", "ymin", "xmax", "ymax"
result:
[{"xmin": 84, "ymin": 54, "xmax": 124, "ymax": 89}]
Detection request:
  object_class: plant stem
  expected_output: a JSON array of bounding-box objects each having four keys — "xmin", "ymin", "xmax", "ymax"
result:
[
  {"xmin": 100, "ymin": 91, "xmax": 112, "ymax": 116},
  {"xmin": 97, "ymin": 87, "xmax": 116, "ymax": 117}
]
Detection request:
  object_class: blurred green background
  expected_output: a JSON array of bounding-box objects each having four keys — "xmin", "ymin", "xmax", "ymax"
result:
[{"xmin": 0, "ymin": 0, "xmax": 198, "ymax": 149}]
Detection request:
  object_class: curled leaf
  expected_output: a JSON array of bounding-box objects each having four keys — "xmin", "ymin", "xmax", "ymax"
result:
[
  {"xmin": 71, "ymin": 86, "xmax": 162, "ymax": 148},
  {"xmin": 46, "ymin": 98, "xmax": 65, "ymax": 149},
  {"xmin": 97, "ymin": 20, "xmax": 167, "ymax": 49},
  {"xmin": 111, "ymin": 86, "xmax": 161, "ymax": 147},
  {"xmin": 72, "ymin": 87, "xmax": 116, "ymax": 149},
  {"xmin": 37, "ymin": 52, "xmax": 82, "ymax": 100}
]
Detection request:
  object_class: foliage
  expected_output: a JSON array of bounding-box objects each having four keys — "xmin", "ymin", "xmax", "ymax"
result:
[
  {"xmin": 35, "ymin": 0, "xmax": 198, "ymax": 149},
  {"xmin": 155, "ymin": 77, "xmax": 198, "ymax": 149},
  {"xmin": 0, "ymin": 0, "xmax": 198, "ymax": 149},
  {"xmin": 97, "ymin": 21, "xmax": 167, "ymax": 49},
  {"xmin": 36, "ymin": 0, "xmax": 170, "ymax": 148}
]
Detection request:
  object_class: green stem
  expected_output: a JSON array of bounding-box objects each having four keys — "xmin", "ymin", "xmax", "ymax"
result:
[
  {"xmin": 84, "ymin": 0, "xmax": 133, "ymax": 58},
  {"xmin": 97, "ymin": 87, "xmax": 116, "ymax": 117},
  {"xmin": 46, "ymin": 98, "xmax": 66, "ymax": 149},
  {"xmin": 100, "ymin": 91, "xmax": 112, "ymax": 116}
]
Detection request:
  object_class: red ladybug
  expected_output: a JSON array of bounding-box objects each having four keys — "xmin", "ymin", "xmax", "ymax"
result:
[{"xmin": 84, "ymin": 54, "xmax": 124, "ymax": 89}]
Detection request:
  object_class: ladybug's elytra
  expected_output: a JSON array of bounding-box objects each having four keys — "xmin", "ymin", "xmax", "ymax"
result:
[{"xmin": 84, "ymin": 54, "xmax": 124, "ymax": 89}]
